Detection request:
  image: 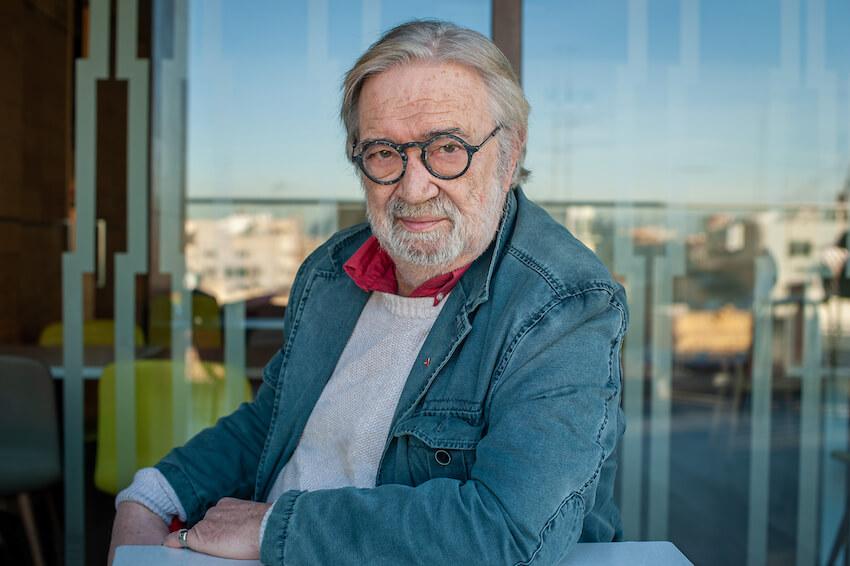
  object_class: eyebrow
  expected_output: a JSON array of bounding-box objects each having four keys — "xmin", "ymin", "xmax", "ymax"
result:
[
  {"xmin": 357, "ymin": 127, "xmax": 470, "ymax": 147},
  {"xmin": 424, "ymin": 126, "xmax": 467, "ymax": 139}
]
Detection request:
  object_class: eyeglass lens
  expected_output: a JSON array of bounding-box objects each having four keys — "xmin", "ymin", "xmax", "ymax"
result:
[{"xmin": 361, "ymin": 135, "xmax": 470, "ymax": 182}]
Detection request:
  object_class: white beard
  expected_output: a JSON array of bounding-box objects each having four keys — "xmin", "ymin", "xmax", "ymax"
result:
[{"xmin": 366, "ymin": 178, "xmax": 506, "ymax": 269}]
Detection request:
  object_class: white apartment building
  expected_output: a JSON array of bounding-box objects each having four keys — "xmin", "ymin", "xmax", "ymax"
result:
[{"xmin": 185, "ymin": 213, "xmax": 318, "ymax": 304}]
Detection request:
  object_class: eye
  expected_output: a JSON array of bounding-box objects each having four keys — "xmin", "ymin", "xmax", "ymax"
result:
[
  {"xmin": 437, "ymin": 142, "xmax": 462, "ymax": 154},
  {"xmin": 365, "ymin": 147, "xmax": 396, "ymax": 161}
]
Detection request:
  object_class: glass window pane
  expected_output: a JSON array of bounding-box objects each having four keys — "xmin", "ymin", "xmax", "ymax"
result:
[{"xmin": 524, "ymin": 2, "xmax": 850, "ymax": 565}]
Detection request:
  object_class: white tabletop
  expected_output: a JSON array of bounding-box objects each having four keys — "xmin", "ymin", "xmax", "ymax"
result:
[{"xmin": 115, "ymin": 541, "xmax": 692, "ymax": 565}]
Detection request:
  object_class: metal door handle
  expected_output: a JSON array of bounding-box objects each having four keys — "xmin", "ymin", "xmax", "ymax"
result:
[{"xmin": 97, "ymin": 218, "xmax": 107, "ymax": 288}]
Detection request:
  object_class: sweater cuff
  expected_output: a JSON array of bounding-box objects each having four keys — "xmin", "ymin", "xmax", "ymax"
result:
[
  {"xmin": 115, "ymin": 467, "xmax": 188, "ymax": 523},
  {"xmin": 259, "ymin": 490, "xmax": 304, "ymax": 566}
]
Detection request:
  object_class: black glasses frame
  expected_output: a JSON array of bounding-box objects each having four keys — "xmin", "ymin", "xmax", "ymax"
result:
[{"xmin": 351, "ymin": 125, "xmax": 502, "ymax": 185}]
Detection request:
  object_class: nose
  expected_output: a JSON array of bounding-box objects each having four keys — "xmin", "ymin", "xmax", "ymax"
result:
[{"xmin": 395, "ymin": 147, "xmax": 439, "ymax": 204}]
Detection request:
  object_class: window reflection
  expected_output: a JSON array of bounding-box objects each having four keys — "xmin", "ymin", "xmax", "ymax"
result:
[{"xmin": 525, "ymin": 1, "xmax": 850, "ymax": 564}]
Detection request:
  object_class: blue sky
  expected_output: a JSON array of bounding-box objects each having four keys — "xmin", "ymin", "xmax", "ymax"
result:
[
  {"xmin": 180, "ymin": 0, "xmax": 850, "ymax": 205},
  {"xmin": 522, "ymin": 0, "xmax": 850, "ymax": 203}
]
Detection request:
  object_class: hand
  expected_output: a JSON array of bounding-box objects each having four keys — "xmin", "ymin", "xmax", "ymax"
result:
[
  {"xmin": 163, "ymin": 498, "xmax": 272, "ymax": 560},
  {"xmin": 108, "ymin": 501, "xmax": 170, "ymax": 565}
]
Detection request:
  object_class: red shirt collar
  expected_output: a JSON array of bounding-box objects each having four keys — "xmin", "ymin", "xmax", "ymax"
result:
[{"xmin": 343, "ymin": 236, "xmax": 469, "ymax": 306}]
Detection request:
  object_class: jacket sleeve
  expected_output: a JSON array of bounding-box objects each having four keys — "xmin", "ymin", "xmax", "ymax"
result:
[
  {"xmin": 260, "ymin": 287, "xmax": 628, "ymax": 566},
  {"xmin": 154, "ymin": 353, "xmax": 282, "ymax": 525},
  {"xmin": 154, "ymin": 252, "xmax": 319, "ymax": 525}
]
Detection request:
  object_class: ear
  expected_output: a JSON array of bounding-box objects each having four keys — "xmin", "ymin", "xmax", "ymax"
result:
[{"xmin": 503, "ymin": 130, "xmax": 527, "ymax": 192}]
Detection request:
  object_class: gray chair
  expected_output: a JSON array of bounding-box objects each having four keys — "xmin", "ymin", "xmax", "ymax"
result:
[{"xmin": 0, "ymin": 355, "xmax": 62, "ymax": 566}]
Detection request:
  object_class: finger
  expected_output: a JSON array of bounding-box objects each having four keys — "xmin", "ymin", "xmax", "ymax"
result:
[
  {"xmin": 162, "ymin": 532, "xmax": 182, "ymax": 549},
  {"xmin": 163, "ymin": 529, "xmax": 196, "ymax": 550}
]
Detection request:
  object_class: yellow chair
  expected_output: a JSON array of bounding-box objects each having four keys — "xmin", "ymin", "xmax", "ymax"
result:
[
  {"xmin": 38, "ymin": 319, "xmax": 145, "ymax": 347},
  {"xmin": 94, "ymin": 359, "xmax": 252, "ymax": 494},
  {"xmin": 148, "ymin": 291, "xmax": 222, "ymax": 349},
  {"xmin": 40, "ymin": 319, "xmax": 146, "ymax": 444}
]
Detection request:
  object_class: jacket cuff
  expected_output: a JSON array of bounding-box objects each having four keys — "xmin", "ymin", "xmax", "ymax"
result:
[
  {"xmin": 154, "ymin": 461, "xmax": 203, "ymax": 525},
  {"xmin": 260, "ymin": 490, "xmax": 304, "ymax": 566}
]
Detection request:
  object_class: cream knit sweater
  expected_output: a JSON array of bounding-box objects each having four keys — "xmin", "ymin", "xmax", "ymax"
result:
[{"xmin": 266, "ymin": 291, "xmax": 444, "ymax": 499}]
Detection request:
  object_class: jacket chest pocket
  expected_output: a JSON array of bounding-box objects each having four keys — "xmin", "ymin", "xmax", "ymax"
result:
[{"xmin": 392, "ymin": 415, "xmax": 483, "ymax": 485}]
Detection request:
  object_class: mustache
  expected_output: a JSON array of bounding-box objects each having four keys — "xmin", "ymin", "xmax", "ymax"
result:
[{"xmin": 388, "ymin": 195, "xmax": 459, "ymax": 223}]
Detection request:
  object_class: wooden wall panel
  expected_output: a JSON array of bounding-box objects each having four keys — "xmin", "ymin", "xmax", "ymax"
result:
[
  {"xmin": 492, "ymin": 0, "xmax": 522, "ymax": 80},
  {"xmin": 0, "ymin": 0, "xmax": 71, "ymax": 344},
  {"xmin": 19, "ymin": 225, "xmax": 65, "ymax": 342},
  {"xmin": 95, "ymin": 79, "xmax": 129, "ymax": 319}
]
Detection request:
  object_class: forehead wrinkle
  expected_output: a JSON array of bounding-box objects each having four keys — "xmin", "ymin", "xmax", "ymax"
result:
[
  {"xmin": 361, "ymin": 109, "xmax": 469, "ymax": 140},
  {"xmin": 373, "ymin": 105, "xmax": 463, "ymax": 123},
  {"xmin": 360, "ymin": 98, "xmax": 484, "ymax": 141},
  {"xmin": 366, "ymin": 94, "xmax": 471, "ymax": 121}
]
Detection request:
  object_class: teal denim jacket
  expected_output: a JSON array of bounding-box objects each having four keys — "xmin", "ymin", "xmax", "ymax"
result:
[{"xmin": 156, "ymin": 188, "xmax": 628, "ymax": 565}]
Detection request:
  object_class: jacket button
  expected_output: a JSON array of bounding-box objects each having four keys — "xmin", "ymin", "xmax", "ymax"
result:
[{"xmin": 434, "ymin": 449, "xmax": 452, "ymax": 466}]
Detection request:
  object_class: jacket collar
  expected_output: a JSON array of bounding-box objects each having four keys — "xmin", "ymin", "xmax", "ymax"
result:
[{"xmin": 454, "ymin": 188, "xmax": 519, "ymax": 313}]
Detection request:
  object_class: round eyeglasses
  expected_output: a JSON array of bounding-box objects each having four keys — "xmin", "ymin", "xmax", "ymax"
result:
[{"xmin": 351, "ymin": 126, "xmax": 501, "ymax": 185}]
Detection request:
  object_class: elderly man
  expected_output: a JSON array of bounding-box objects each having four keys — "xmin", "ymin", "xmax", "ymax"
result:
[{"xmin": 109, "ymin": 20, "xmax": 628, "ymax": 565}]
